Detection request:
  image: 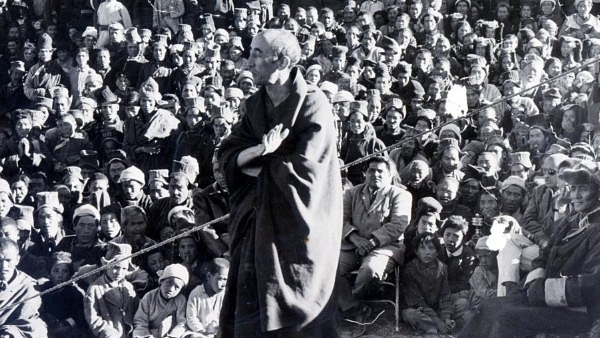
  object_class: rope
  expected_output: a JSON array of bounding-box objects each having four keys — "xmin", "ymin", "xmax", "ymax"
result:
[
  {"xmin": 3, "ymin": 53, "xmax": 600, "ymax": 313},
  {"xmin": 341, "ymin": 53, "xmax": 600, "ymax": 170},
  {"xmin": 0, "ymin": 215, "xmax": 229, "ymax": 312}
]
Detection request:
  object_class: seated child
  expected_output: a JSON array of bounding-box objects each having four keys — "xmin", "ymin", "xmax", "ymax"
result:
[
  {"xmin": 186, "ymin": 258, "xmax": 229, "ymax": 338},
  {"xmin": 404, "ymin": 197, "xmax": 443, "ymax": 264},
  {"xmin": 84, "ymin": 242, "xmax": 138, "ymax": 338},
  {"xmin": 0, "ymin": 237, "xmax": 48, "ymax": 338},
  {"xmin": 402, "ymin": 233, "xmax": 455, "ymax": 334},
  {"xmin": 455, "ymin": 236, "xmax": 499, "ymax": 326},
  {"xmin": 39, "ymin": 251, "xmax": 89, "ymax": 338},
  {"xmin": 133, "ymin": 263, "xmax": 189, "ymax": 338},
  {"xmin": 439, "ymin": 215, "xmax": 477, "ymax": 294}
]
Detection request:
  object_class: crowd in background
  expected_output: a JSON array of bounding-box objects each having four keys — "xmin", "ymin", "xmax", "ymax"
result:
[{"xmin": 1, "ymin": 0, "xmax": 600, "ymax": 337}]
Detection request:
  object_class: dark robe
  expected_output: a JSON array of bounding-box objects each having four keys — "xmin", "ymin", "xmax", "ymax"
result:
[{"xmin": 218, "ymin": 68, "xmax": 343, "ymax": 336}]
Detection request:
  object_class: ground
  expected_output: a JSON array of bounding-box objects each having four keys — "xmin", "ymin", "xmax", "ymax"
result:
[{"xmin": 338, "ymin": 302, "xmax": 451, "ymax": 338}]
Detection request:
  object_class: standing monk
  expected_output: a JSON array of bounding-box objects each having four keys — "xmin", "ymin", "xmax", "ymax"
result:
[{"xmin": 218, "ymin": 29, "xmax": 343, "ymax": 338}]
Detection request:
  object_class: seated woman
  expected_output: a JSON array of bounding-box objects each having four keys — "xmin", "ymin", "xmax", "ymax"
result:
[{"xmin": 459, "ymin": 162, "xmax": 600, "ymax": 338}]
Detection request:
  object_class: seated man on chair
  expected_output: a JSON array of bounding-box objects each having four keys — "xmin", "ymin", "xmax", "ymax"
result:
[{"xmin": 338, "ymin": 156, "xmax": 412, "ymax": 320}]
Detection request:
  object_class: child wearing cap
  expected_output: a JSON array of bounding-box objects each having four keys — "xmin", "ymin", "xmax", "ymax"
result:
[
  {"xmin": 186, "ymin": 258, "xmax": 229, "ymax": 337},
  {"xmin": 39, "ymin": 251, "xmax": 88, "ymax": 337},
  {"xmin": 402, "ymin": 233, "xmax": 455, "ymax": 334},
  {"xmin": 0, "ymin": 237, "xmax": 48, "ymax": 338},
  {"xmin": 133, "ymin": 263, "xmax": 189, "ymax": 338},
  {"xmin": 84, "ymin": 242, "xmax": 138, "ymax": 338}
]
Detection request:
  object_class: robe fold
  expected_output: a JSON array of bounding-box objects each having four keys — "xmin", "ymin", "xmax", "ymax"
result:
[{"xmin": 218, "ymin": 67, "xmax": 343, "ymax": 336}]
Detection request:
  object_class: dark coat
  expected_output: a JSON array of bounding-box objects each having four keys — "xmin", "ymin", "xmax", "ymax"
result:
[{"xmin": 218, "ymin": 68, "xmax": 343, "ymax": 336}]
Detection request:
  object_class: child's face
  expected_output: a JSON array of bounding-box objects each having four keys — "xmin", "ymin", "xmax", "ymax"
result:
[
  {"xmin": 417, "ymin": 214, "xmax": 438, "ymax": 234},
  {"xmin": 50, "ymin": 262, "xmax": 72, "ymax": 285},
  {"xmin": 100, "ymin": 213, "xmax": 121, "ymax": 239},
  {"xmin": 0, "ymin": 225, "xmax": 19, "ymax": 243},
  {"xmin": 146, "ymin": 252, "xmax": 167, "ymax": 274},
  {"xmin": 178, "ymin": 237, "xmax": 197, "ymax": 264},
  {"xmin": 416, "ymin": 241, "xmax": 438, "ymax": 264},
  {"xmin": 160, "ymin": 276, "xmax": 185, "ymax": 299},
  {"xmin": 0, "ymin": 246, "xmax": 19, "ymax": 281},
  {"xmin": 105, "ymin": 260, "xmax": 129, "ymax": 282},
  {"xmin": 443, "ymin": 227, "xmax": 464, "ymax": 253},
  {"xmin": 476, "ymin": 249, "xmax": 497, "ymax": 269},
  {"xmin": 208, "ymin": 270, "xmax": 229, "ymax": 293}
]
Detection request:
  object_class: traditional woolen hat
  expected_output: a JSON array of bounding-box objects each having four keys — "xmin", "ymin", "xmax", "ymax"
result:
[
  {"xmin": 475, "ymin": 236, "xmax": 492, "ymax": 251},
  {"xmin": 108, "ymin": 22, "xmax": 124, "ymax": 31},
  {"xmin": 100, "ymin": 86, "xmax": 120, "ymax": 106},
  {"xmin": 166, "ymin": 206, "xmax": 194, "ymax": 227},
  {"xmin": 332, "ymin": 90, "xmax": 354, "ymax": 103},
  {"xmin": 349, "ymin": 100, "xmax": 368, "ymax": 118},
  {"xmin": 436, "ymin": 138, "xmax": 464, "ymax": 156},
  {"xmin": 331, "ymin": 45, "xmax": 349, "ymax": 58},
  {"xmin": 125, "ymin": 27, "xmax": 142, "ymax": 44},
  {"xmin": 139, "ymin": 77, "xmax": 163, "ymax": 103},
  {"xmin": 118, "ymin": 166, "xmax": 145, "ymax": 185},
  {"xmin": 73, "ymin": 204, "xmax": 100, "ymax": 223},
  {"xmin": 224, "ymin": 87, "xmax": 244, "ymax": 100},
  {"xmin": 199, "ymin": 14, "xmax": 216, "ymax": 31},
  {"xmin": 37, "ymin": 33, "xmax": 54, "ymax": 50},
  {"xmin": 10, "ymin": 61, "xmax": 25, "ymax": 74},
  {"xmin": 563, "ymin": 162, "xmax": 600, "ymax": 187},
  {"xmin": 501, "ymin": 176, "xmax": 526, "ymax": 192},
  {"xmin": 158, "ymin": 263, "xmax": 189, "ymax": 285},
  {"xmin": 184, "ymin": 97, "xmax": 206, "ymax": 111},
  {"xmin": 101, "ymin": 242, "xmax": 135, "ymax": 270},
  {"xmin": 210, "ymin": 105, "xmax": 235, "ymax": 124},
  {"xmin": 148, "ymin": 169, "xmax": 169, "ymax": 186},
  {"xmin": 82, "ymin": 26, "xmax": 98, "ymax": 39},
  {"xmin": 438, "ymin": 124, "xmax": 462, "ymax": 144},
  {"xmin": 319, "ymin": 81, "xmax": 338, "ymax": 95},
  {"xmin": 229, "ymin": 36, "xmax": 244, "ymax": 51},
  {"xmin": 416, "ymin": 196, "xmax": 443, "ymax": 215},
  {"xmin": 172, "ymin": 156, "xmax": 199, "ymax": 184},
  {"xmin": 509, "ymin": 152, "xmax": 533, "ymax": 169},
  {"xmin": 36, "ymin": 191, "xmax": 64, "ymax": 213}
]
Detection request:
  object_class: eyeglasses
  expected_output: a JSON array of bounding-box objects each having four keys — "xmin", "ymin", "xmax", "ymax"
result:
[{"xmin": 541, "ymin": 168, "xmax": 557, "ymax": 175}]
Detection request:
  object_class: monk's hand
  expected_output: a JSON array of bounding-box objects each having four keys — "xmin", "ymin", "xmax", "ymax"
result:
[
  {"xmin": 261, "ymin": 124, "xmax": 289, "ymax": 155},
  {"xmin": 527, "ymin": 278, "xmax": 546, "ymax": 307}
]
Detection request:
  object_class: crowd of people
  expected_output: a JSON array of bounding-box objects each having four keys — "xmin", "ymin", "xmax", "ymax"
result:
[{"xmin": 1, "ymin": 0, "xmax": 600, "ymax": 337}]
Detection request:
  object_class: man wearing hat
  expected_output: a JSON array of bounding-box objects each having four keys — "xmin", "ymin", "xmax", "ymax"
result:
[
  {"xmin": 55, "ymin": 204, "xmax": 105, "ymax": 269},
  {"xmin": 322, "ymin": 45, "xmax": 348, "ymax": 84},
  {"xmin": 93, "ymin": 86, "xmax": 124, "ymax": 149},
  {"xmin": 28, "ymin": 191, "xmax": 65, "ymax": 258},
  {"xmin": 138, "ymin": 38, "xmax": 171, "ymax": 92},
  {"xmin": 24, "ymin": 33, "xmax": 70, "ymax": 101},
  {"xmin": 117, "ymin": 165, "xmax": 153, "ymax": 213},
  {"xmin": 218, "ymin": 29, "xmax": 343, "ymax": 337},
  {"xmin": 147, "ymin": 161, "xmax": 196, "ymax": 240},
  {"xmin": 499, "ymin": 176, "xmax": 527, "ymax": 224}
]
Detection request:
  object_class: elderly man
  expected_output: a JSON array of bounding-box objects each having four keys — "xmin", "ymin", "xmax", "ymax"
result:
[
  {"xmin": 338, "ymin": 156, "xmax": 412, "ymax": 319},
  {"xmin": 218, "ymin": 29, "xmax": 342, "ymax": 337}
]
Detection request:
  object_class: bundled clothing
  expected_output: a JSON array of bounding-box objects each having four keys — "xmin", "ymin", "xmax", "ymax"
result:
[
  {"xmin": 0, "ymin": 270, "xmax": 48, "ymax": 338},
  {"xmin": 133, "ymin": 288, "xmax": 187, "ymax": 338}
]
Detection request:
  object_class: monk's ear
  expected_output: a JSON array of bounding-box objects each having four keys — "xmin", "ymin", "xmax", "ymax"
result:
[{"xmin": 277, "ymin": 55, "xmax": 291, "ymax": 70}]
